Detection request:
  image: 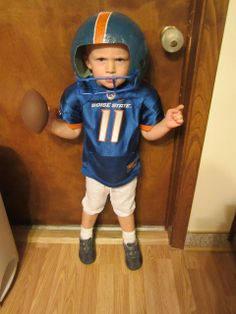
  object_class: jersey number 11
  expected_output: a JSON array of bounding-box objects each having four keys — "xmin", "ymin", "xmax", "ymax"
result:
[{"xmin": 98, "ymin": 109, "xmax": 124, "ymax": 143}]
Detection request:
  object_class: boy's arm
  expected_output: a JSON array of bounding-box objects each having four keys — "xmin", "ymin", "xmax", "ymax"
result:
[
  {"xmin": 46, "ymin": 109, "xmax": 82, "ymax": 139},
  {"xmin": 141, "ymin": 104, "xmax": 184, "ymax": 141}
]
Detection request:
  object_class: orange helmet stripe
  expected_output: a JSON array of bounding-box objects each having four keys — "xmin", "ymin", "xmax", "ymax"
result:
[{"xmin": 93, "ymin": 12, "xmax": 112, "ymax": 44}]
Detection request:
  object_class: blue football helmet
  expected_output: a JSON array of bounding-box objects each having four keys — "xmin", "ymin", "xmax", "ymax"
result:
[{"xmin": 71, "ymin": 12, "xmax": 148, "ymax": 94}]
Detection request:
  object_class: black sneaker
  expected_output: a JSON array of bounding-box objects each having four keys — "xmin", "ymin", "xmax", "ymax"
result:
[
  {"xmin": 79, "ymin": 238, "xmax": 96, "ymax": 264},
  {"xmin": 123, "ymin": 241, "xmax": 142, "ymax": 270}
]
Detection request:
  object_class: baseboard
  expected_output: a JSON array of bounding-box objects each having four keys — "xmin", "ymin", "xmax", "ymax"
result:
[
  {"xmin": 12, "ymin": 226, "xmax": 234, "ymax": 251},
  {"xmin": 12, "ymin": 225, "xmax": 169, "ymax": 245}
]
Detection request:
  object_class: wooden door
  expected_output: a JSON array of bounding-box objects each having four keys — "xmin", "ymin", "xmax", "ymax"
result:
[{"xmin": 0, "ymin": 1, "xmax": 228, "ymax": 246}]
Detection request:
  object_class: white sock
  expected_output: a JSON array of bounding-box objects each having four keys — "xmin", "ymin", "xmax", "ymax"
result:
[
  {"xmin": 122, "ymin": 230, "xmax": 136, "ymax": 245},
  {"xmin": 80, "ymin": 226, "xmax": 93, "ymax": 240}
]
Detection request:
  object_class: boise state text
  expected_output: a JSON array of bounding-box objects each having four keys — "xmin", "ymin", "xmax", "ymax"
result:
[{"xmin": 91, "ymin": 103, "xmax": 132, "ymax": 109}]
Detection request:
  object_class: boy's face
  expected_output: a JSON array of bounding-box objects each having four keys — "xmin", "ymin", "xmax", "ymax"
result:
[{"xmin": 85, "ymin": 44, "xmax": 130, "ymax": 89}]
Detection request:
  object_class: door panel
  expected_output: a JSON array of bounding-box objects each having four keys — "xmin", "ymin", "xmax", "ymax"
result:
[{"xmin": 0, "ymin": 1, "xmax": 226, "ymax": 228}]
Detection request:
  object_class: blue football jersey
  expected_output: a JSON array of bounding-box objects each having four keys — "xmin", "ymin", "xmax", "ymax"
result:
[{"xmin": 58, "ymin": 80, "xmax": 164, "ymax": 187}]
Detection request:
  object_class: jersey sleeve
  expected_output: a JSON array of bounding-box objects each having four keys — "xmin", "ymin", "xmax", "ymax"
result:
[
  {"xmin": 58, "ymin": 83, "xmax": 83, "ymax": 129},
  {"xmin": 140, "ymin": 86, "xmax": 164, "ymax": 132}
]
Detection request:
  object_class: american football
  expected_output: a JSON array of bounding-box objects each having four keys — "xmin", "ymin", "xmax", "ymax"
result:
[{"xmin": 21, "ymin": 89, "xmax": 49, "ymax": 133}]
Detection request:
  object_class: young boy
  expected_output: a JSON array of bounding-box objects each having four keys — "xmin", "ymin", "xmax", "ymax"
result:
[{"xmin": 47, "ymin": 12, "xmax": 184, "ymax": 270}]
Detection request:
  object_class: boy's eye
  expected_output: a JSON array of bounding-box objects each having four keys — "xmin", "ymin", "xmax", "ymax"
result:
[{"xmin": 94, "ymin": 57, "xmax": 128, "ymax": 62}]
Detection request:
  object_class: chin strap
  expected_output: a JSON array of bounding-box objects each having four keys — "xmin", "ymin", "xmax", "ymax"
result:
[{"xmin": 76, "ymin": 70, "xmax": 140, "ymax": 95}]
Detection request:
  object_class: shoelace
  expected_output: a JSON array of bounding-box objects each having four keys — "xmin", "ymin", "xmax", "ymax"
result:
[
  {"xmin": 126, "ymin": 243, "xmax": 139, "ymax": 257},
  {"xmin": 81, "ymin": 239, "xmax": 92, "ymax": 252}
]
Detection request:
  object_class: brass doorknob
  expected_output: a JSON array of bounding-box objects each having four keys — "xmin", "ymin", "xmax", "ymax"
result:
[{"xmin": 161, "ymin": 26, "xmax": 184, "ymax": 53}]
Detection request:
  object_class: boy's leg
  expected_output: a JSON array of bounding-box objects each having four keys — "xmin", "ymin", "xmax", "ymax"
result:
[
  {"xmin": 117, "ymin": 213, "xmax": 142, "ymax": 270},
  {"xmin": 79, "ymin": 177, "xmax": 109, "ymax": 264},
  {"xmin": 79, "ymin": 211, "xmax": 98, "ymax": 265},
  {"xmin": 110, "ymin": 178, "xmax": 142, "ymax": 270},
  {"xmin": 117, "ymin": 213, "xmax": 136, "ymax": 243},
  {"xmin": 80, "ymin": 211, "xmax": 99, "ymax": 239},
  {"xmin": 117, "ymin": 213, "xmax": 135, "ymax": 231}
]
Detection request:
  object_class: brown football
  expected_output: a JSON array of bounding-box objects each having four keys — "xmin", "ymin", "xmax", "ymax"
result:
[{"xmin": 21, "ymin": 89, "xmax": 49, "ymax": 133}]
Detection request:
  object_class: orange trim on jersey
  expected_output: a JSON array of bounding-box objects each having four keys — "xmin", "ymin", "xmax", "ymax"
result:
[
  {"xmin": 93, "ymin": 12, "xmax": 112, "ymax": 44},
  {"xmin": 67, "ymin": 123, "xmax": 82, "ymax": 129},
  {"xmin": 140, "ymin": 124, "xmax": 153, "ymax": 132}
]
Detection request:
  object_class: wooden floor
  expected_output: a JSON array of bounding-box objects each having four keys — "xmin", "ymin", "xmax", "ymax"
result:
[{"xmin": 0, "ymin": 231, "xmax": 236, "ymax": 314}]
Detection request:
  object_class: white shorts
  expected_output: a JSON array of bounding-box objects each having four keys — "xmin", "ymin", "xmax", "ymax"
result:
[{"xmin": 82, "ymin": 177, "xmax": 137, "ymax": 217}]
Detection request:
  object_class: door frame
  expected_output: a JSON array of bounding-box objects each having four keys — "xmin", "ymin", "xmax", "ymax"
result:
[{"xmin": 166, "ymin": 0, "xmax": 229, "ymax": 248}]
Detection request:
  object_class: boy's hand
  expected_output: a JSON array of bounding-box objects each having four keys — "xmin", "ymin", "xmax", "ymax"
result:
[{"xmin": 165, "ymin": 104, "xmax": 184, "ymax": 129}]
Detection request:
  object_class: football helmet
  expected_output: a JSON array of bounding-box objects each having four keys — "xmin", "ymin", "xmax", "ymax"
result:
[{"xmin": 71, "ymin": 12, "xmax": 148, "ymax": 93}]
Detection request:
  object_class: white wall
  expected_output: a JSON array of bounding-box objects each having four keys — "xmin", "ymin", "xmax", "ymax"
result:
[{"xmin": 188, "ymin": 0, "xmax": 236, "ymax": 232}]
